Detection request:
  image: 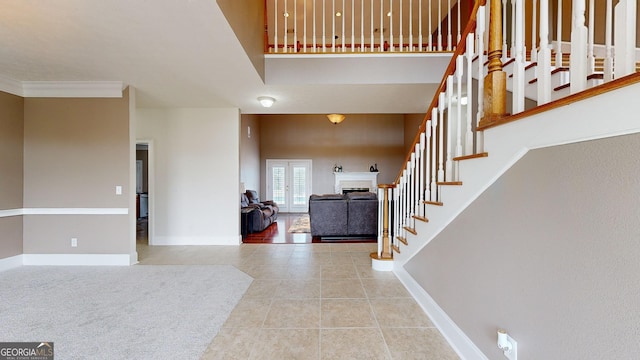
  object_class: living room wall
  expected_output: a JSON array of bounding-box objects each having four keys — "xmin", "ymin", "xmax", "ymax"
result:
[
  {"xmin": 0, "ymin": 91, "xmax": 24, "ymax": 261},
  {"xmin": 22, "ymin": 92, "xmax": 131, "ymax": 258},
  {"xmin": 259, "ymin": 114, "xmax": 406, "ymax": 197}
]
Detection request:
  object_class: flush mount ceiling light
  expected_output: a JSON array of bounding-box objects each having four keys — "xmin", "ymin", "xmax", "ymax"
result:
[
  {"xmin": 327, "ymin": 113, "xmax": 345, "ymax": 124},
  {"xmin": 335, "ymin": 11, "xmax": 342, "ymax": 16},
  {"xmin": 258, "ymin": 96, "xmax": 276, "ymax": 108}
]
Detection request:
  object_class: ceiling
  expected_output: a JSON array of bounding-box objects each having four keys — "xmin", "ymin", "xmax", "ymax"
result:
[{"xmin": 0, "ymin": 0, "xmax": 450, "ymax": 114}]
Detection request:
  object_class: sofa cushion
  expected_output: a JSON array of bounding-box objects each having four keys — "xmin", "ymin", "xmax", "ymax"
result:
[
  {"xmin": 240, "ymin": 193, "xmax": 251, "ymax": 207},
  {"xmin": 309, "ymin": 193, "xmax": 344, "ymax": 201},
  {"xmin": 346, "ymin": 191, "xmax": 377, "ymax": 200}
]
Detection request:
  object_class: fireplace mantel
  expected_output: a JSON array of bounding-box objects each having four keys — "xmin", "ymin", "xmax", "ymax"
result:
[{"xmin": 334, "ymin": 172, "xmax": 378, "ymax": 194}]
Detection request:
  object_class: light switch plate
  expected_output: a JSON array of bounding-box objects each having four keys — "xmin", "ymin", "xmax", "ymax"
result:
[{"xmin": 116, "ymin": 186, "xmax": 122, "ymax": 195}]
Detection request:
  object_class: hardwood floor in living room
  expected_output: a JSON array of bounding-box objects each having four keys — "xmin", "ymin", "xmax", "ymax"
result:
[{"xmin": 243, "ymin": 213, "xmax": 377, "ymax": 244}]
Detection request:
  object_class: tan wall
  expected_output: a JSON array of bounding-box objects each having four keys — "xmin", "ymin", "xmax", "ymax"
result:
[
  {"xmin": 22, "ymin": 93, "xmax": 130, "ymax": 254},
  {"xmin": 216, "ymin": 0, "xmax": 265, "ymax": 80},
  {"xmin": 259, "ymin": 114, "xmax": 405, "ymax": 195},
  {"xmin": 240, "ymin": 114, "xmax": 261, "ymax": 192},
  {"xmin": 405, "ymin": 133, "xmax": 640, "ymax": 359},
  {"xmin": 0, "ymin": 91, "xmax": 24, "ymax": 259},
  {"xmin": 403, "ymin": 114, "xmax": 424, "ymax": 155}
]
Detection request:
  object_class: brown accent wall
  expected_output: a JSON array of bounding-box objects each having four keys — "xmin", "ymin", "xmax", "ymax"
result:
[
  {"xmin": 216, "ymin": 0, "xmax": 265, "ymax": 80},
  {"xmin": 405, "ymin": 133, "xmax": 640, "ymax": 359},
  {"xmin": 259, "ymin": 114, "xmax": 405, "ymax": 195},
  {"xmin": 22, "ymin": 92, "xmax": 130, "ymax": 254},
  {"xmin": 0, "ymin": 91, "xmax": 24, "ymax": 259},
  {"xmin": 403, "ymin": 114, "xmax": 424, "ymax": 155}
]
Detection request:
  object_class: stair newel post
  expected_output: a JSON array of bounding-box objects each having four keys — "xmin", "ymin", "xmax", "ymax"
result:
[
  {"xmin": 479, "ymin": 0, "xmax": 509, "ymax": 128},
  {"xmin": 604, "ymin": 0, "xmax": 613, "ymax": 81},
  {"xmin": 537, "ymin": 0, "xmax": 552, "ymax": 104},
  {"xmin": 465, "ymin": 33, "xmax": 474, "ymax": 155},
  {"xmin": 570, "ymin": 0, "xmax": 588, "ymax": 93},
  {"xmin": 377, "ymin": 185, "xmax": 393, "ymax": 259}
]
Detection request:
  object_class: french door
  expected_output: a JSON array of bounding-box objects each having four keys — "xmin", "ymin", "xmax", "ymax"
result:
[{"xmin": 266, "ymin": 159, "xmax": 312, "ymax": 213}]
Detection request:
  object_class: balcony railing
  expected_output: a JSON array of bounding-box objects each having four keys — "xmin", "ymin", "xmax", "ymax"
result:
[{"xmin": 265, "ymin": 0, "xmax": 472, "ymax": 53}]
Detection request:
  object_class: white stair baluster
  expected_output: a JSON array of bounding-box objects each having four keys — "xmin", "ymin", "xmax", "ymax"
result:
[
  {"xmin": 438, "ymin": 92, "xmax": 446, "ymax": 182},
  {"xmin": 476, "ymin": 5, "xmax": 486, "ymax": 154},
  {"xmin": 537, "ymin": 0, "xmax": 552, "ymax": 104},
  {"xmin": 428, "ymin": 0, "xmax": 433, "ymax": 51},
  {"xmin": 465, "ymin": 33, "xmax": 474, "ymax": 155},
  {"xmin": 455, "ymin": 55, "xmax": 463, "ymax": 160},
  {"xmin": 419, "ymin": 0, "xmax": 424, "ymax": 51},
  {"xmin": 513, "ymin": 0, "xmax": 525, "ymax": 114},
  {"xmin": 445, "ymin": 76, "xmax": 453, "ymax": 182},
  {"xmin": 285, "ymin": 0, "xmax": 289, "ymax": 52},
  {"xmin": 531, "ymin": 0, "xmax": 538, "ymax": 62},
  {"xmin": 438, "ymin": 0, "xmax": 442, "ymax": 51},
  {"xmin": 447, "ymin": 0, "xmax": 452, "ymax": 51},
  {"xmin": 274, "ymin": 0, "xmax": 279, "ymax": 53},
  {"xmin": 502, "ymin": 0, "xmax": 508, "ymax": 62},
  {"xmin": 614, "ymin": 0, "xmax": 637, "ymax": 78},
  {"xmin": 570, "ymin": 0, "xmax": 588, "ymax": 93},
  {"xmin": 587, "ymin": 0, "xmax": 595, "ymax": 74},
  {"xmin": 424, "ymin": 121, "xmax": 432, "ymax": 205},
  {"xmin": 419, "ymin": 132, "xmax": 426, "ymax": 217},
  {"xmin": 604, "ymin": 0, "xmax": 613, "ymax": 81},
  {"xmin": 430, "ymin": 108, "xmax": 438, "ymax": 200},
  {"xmin": 555, "ymin": 0, "xmax": 563, "ymax": 67}
]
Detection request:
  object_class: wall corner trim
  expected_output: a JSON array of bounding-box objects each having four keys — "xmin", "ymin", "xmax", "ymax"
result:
[
  {"xmin": 22, "ymin": 254, "xmax": 132, "ymax": 266},
  {"xmin": 0, "ymin": 255, "xmax": 24, "ymax": 272},
  {"xmin": 394, "ymin": 267, "xmax": 489, "ymax": 360}
]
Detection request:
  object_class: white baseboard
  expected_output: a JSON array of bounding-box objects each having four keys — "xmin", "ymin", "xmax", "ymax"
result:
[
  {"xmin": 0, "ymin": 255, "xmax": 24, "ymax": 272},
  {"xmin": 22, "ymin": 254, "xmax": 132, "ymax": 266},
  {"xmin": 394, "ymin": 267, "xmax": 488, "ymax": 360},
  {"xmin": 153, "ymin": 235, "xmax": 242, "ymax": 246}
]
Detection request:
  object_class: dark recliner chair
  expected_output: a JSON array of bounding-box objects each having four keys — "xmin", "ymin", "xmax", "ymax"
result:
[{"xmin": 241, "ymin": 190, "xmax": 279, "ymax": 234}]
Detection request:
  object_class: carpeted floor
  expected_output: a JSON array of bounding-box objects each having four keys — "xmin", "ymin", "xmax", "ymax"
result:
[
  {"xmin": 0, "ymin": 265, "xmax": 252, "ymax": 360},
  {"xmin": 287, "ymin": 214, "xmax": 310, "ymax": 233}
]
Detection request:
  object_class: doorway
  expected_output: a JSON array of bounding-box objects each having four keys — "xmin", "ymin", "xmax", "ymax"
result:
[
  {"xmin": 136, "ymin": 141, "xmax": 153, "ymax": 245},
  {"xmin": 266, "ymin": 159, "xmax": 312, "ymax": 213}
]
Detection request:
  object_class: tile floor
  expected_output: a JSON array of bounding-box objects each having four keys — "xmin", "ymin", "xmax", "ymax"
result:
[{"xmin": 137, "ymin": 243, "xmax": 459, "ymax": 359}]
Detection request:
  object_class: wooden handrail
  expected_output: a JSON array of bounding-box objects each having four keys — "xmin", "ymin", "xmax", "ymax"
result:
[{"xmin": 395, "ymin": 0, "xmax": 486, "ymax": 184}]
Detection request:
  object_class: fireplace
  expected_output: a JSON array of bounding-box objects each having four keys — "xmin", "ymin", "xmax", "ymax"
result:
[{"xmin": 334, "ymin": 172, "xmax": 379, "ymax": 194}]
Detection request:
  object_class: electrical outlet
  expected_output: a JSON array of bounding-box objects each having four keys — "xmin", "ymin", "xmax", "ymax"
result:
[
  {"xmin": 71, "ymin": 238, "xmax": 78, "ymax": 247},
  {"xmin": 501, "ymin": 334, "xmax": 517, "ymax": 360},
  {"xmin": 116, "ymin": 186, "xmax": 122, "ymax": 195}
]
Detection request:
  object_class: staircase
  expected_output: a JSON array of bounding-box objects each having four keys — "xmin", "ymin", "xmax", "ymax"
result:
[{"xmin": 371, "ymin": 0, "xmax": 640, "ymax": 269}]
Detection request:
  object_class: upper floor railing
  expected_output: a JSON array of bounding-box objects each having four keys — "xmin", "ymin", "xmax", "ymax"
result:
[{"xmin": 265, "ymin": 0, "xmax": 473, "ymax": 53}]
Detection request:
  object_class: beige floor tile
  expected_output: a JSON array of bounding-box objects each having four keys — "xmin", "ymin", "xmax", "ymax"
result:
[
  {"xmin": 321, "ymin": 264, "xmax": 359, "ymax": 279},
  {"xmin": 201, "ymin": 327, "xmax": 260, "ymax": 360},
  {"xmin": 263, "ymin": 299, "xmax": 320, "ymax": 328},
  {"xmin": 355, "ymin": 265, "xmax": 398, "ymax": 280},
  {"xmin": 247, "ymin": 264, "xmax": 291, "ymax": 279},
  {"xmin": 249, "ymin": 328, "xmax": 320, "ymax": 360},
  {"xmin": 381, "ymin": 327, "xmax": 460, "ymax": 360},
  {"xmin": 321, "ymin": 328, "xmax": 391, "ymax": 360},
  {"xmin": 321, "ymin": 299, "xmax": 376, "ymax": 328},
  {"xmin": 286, "ymin": 264, "xmax": 322, "ymax": 279},
  {"xmin": 243, "ymin": 279, "xmax": 281, "ymax": 299},
  {"xmin": 274, "ymin": 279, "xmax": 321, "ymax": 299},
  {"xmin": 361, "ymin": 278, "xmax": 411, "ymax": 298},
  {"xmin": 370, "ymin": 298, "xmax": 434, "ymax": 327},
  {"xmin": 321, "ymin": 279, "xmax": 366, "ymax": 298},
  {"xmin": 223, "ymin": 298, "xmax": 271, "ymax": 328}
]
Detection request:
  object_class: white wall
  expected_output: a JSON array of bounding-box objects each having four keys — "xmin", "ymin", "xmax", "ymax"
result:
[{"xmin": 137, "ymin": 108, "xmax": 240, "ymax": 245}]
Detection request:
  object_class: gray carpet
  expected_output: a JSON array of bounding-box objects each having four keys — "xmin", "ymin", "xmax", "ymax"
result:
[{"xmin": 0, "ymin": 265, "xmax": 252, "ymax": 360}]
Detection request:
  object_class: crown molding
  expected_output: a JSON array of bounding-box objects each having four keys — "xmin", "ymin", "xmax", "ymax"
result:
[
  {"xmin": 0, "ymin": 76, "xmax": 123, "ymax": 98},
  {"xmin": 0, "ymin": 75, "xmax": 25, "ymax": 96}
]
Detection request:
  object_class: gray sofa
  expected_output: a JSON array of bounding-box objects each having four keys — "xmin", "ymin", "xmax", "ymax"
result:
[{"xmin": 309, "ymin": 192, "xmax": 378, "ymax": 239}]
